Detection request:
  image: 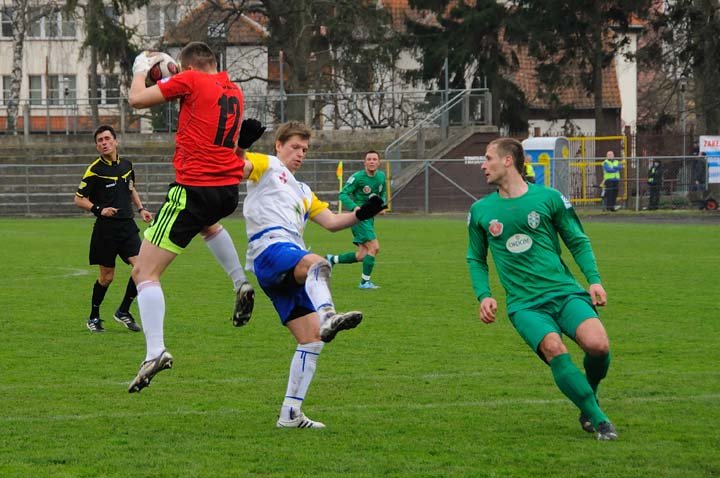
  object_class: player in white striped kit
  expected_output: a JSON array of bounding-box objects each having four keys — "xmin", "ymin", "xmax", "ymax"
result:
[{"xmin": 240, "ymin": 121, "xmax": 385, "ymax": 428}]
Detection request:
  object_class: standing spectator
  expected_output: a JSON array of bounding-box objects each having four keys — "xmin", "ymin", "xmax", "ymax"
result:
[
  {"xmin": 74, "ymin": 125, "xmax": 153, "ymax": 333},
  {"xmin": 125, "ymin": 42, "xmax": 259, "ymax": 393},
  {"xmin": 326, "ymin": 150, "xmax": 387, "ymax": 289},
  {"xmin": 691, "ymin": 152, "xmax": 707, "ymax": 193},
  {"xmin": 647, "ymin": 159, "xmax": 663, "ymax": 210},
  {"xmin": 602, "ymin": 151, "xmax": 621, "ymax": 211},
  {"xmin": 523, "ymin": 154, "xmax": 536, "ymax": 184},
  {"xmin": 467, "ymin": 137, "xmax": 617, "ymax": 440},
  {"xmin": 242, "ymin": 122, "xmax": 386, "ymax": 428}
]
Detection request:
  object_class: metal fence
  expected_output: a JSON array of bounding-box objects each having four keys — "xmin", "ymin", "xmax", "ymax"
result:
[
  {"xmin": 0, "ymin": 156, "xmax": 714, "ymax": 218},
  {"xmin": 0, "ymin": 88, "xmax": 492, "ymax": 136}
]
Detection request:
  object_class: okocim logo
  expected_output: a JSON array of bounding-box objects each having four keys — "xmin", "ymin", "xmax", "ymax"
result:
[{"xmin": 505, "ymin": 234, "xmax": 532, "ymax": 253}]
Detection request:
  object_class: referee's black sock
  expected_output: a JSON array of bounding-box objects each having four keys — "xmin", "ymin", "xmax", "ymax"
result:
[
  {"xmin": 118, "ymin": 276, "xmax": 137, "ymax": 313},
  {"xmin": 91, "ymin": 280, "xmax": 109, "ymax": 319}
]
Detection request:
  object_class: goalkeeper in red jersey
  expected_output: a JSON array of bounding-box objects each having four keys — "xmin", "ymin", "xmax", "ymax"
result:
[
  {"xmin": 125, "ymin": 42, "xmax": 265, "ymax": 393},
  {"xmin": 467, "ymin": 138, "xmax": 618, "ymax": 440}
]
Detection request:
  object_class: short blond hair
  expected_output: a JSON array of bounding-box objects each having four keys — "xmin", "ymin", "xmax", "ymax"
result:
[
  {"xmin": 274, "ymin": 121, "xmax": 312, "ymax": 147},
  {"xmin": 489, "ymin": 138, "xmax": 525, "ymax": 174}
]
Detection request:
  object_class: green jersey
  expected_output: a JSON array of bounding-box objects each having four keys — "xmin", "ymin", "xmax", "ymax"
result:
[
  {"xmin": 339, "ymin": 169, "xmax": 387, "ymax": 211},
  {"xmin": 466, "ymin": 184, "xmax": 601, "ymax": 314}
]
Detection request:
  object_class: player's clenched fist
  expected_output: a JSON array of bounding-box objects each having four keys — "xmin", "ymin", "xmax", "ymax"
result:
[{"xmin": 479, "ymin": 297, "xmax": 497, "ymax": 323}]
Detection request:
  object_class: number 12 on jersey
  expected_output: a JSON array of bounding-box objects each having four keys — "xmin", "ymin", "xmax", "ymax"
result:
[{"xmin": 214, "ymin": 94, "xmax": 241, "ymax": 148}]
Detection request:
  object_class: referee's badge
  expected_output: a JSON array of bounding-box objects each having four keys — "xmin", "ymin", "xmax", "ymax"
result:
[
  {"xmin": 528, "ymin": 211, "xmax": 540, "ymax": 229},
  {"xmin": 488, "ymin": 219, "xmax": 503, "ymax": 237}
]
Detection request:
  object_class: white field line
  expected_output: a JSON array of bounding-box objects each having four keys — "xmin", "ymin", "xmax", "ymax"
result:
[
  {"xmin": 55, "ymin": 267, "xmax": 91, "ymax": 278},
  {"xmin": 0, "ymin": 266, "xmax": 91, "ymax": 282},
  {"xmin": 2, "ymin": 393, "xmax": 718, "ymax": 423}
]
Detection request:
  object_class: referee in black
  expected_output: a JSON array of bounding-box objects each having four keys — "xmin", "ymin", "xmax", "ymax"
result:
[{"xmin": 74, "ymin": 125, "xmax": 153, "ymax": 332}]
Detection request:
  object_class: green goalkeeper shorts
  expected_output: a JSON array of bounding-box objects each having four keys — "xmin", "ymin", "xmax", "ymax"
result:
[
  {"xmin": 509, "ymin": 293, "xmax": 598, "ymax": 356},
  {"xmin": 350, "ymin": 217, "xmax": 376, "ymax": 244}
]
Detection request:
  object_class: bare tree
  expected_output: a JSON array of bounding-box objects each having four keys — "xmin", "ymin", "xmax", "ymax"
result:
[
  {"xmin": 65, "ymin": 0, "xmax": 149, "ymax": 129},
  {"xmin": 5, "ymin": 0, "xmax": 57, "ymax": 134},
  {"xmin": 162, "ymin": 0, "xmax": 402, "ymax": 127},
  {"xmin": 648, "ymin": 0, "xmax": 720, "ymax": 135}
]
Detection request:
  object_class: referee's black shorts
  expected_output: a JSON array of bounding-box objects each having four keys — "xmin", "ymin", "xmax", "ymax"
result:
[{"xmin": 89, "ymin": 218, "xmax": 141, "ymax": 267}]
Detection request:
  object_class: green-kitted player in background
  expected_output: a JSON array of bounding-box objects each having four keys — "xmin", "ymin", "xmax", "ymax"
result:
[
  {"xmin": 467, "ymin": 138, "xmax": 618, "ymax": 440},
  {"xmin": 327, "ymin": 150, "xmax": 387, "ymax": 289}
]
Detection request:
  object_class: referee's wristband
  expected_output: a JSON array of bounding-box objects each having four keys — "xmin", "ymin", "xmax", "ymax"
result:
[
  {"xmin": 91, "ymin": 204, "xmax": 102, "ymax": 217},
  {"xmin": 138, "ymin": 207, "xmax": 146, "ymax": 213}
]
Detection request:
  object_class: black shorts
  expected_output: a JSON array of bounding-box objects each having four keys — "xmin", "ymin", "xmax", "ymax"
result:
[
  {"xmin": 144, "ymin": 183, "xmax": 239, "ymax": 254},
  {"xmin": 89, "ymin": 218, "xmax": 141, "ymax": 267}
]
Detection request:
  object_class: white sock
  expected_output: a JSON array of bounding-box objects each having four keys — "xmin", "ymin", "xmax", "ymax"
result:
[
  {"xmin": 305, "ymin": 261, "xmax": 335, "ymax": 322},
  {"xmin": 205, "ymin": 226, "xmax": 247, "ymax": 291},
  {"xmin": 137, "ymin": 281, "xmax": 166, "ymax": 361},
  {"xmin": 280, "ymin": 341, "xmax": 324, "ymax": 419}
]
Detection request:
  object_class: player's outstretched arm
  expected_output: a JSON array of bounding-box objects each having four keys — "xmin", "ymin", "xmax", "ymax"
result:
[{"xmin": 312, "ymin": 195, "xmax": 386, "ymax": 232}]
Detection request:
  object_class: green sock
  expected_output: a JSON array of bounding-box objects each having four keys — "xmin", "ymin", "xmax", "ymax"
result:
[
  {"xmin": 583, "ymin": 352, "xmax": 610, "ymax": 394},
  {"xmin": 362, "ymin": 255, "xmax": 375, "ymax": 280},
  {"xmin": 550, "ymin": 353, "xmax": 608, "ymax": 427},
  {"xmin": 338, "ymin": 252, "xmax": 358, "ymax": 264}
]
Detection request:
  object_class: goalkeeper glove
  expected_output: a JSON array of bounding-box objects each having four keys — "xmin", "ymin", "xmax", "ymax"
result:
[
  {"xmin": 132, "ymin": 51, "xmax": 161, "ymax": 76},
  {"xmin": 355, "ymin": 195, "xmax": 386, "ymax": 221},
  {"xmin": 237, "ymin": 119, "xmax": 266, "ymax": 149}
]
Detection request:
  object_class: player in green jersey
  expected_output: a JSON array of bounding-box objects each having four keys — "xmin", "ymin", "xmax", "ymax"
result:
[
  {"xmin": 466, "ymin": 138, "xmax": 618, "ymax": 440},
  {"xmin": 326, "ymin": 150, "xmax": 387, "ymax": 289}
]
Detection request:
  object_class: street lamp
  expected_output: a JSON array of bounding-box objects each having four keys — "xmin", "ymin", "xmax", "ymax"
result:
[{"xmin": 679, "ymin": 76, "xmax": 687, "ymax": 156}]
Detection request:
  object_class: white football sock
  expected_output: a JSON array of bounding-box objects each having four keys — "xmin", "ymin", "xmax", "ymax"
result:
[
  {"xmin": 280, "ymin": 341, "xmax": 324, "ymax": 419},
  {"xmin": 305, "ymin": 261, "xmax": 335, "ymax": 322},
  {"xmin": 204, "ymin": 226, "xmax": 247, "ymax": 291},
  {"xmin": 137, "ymin": 281, "xmax": 166, "ymax": 361}
]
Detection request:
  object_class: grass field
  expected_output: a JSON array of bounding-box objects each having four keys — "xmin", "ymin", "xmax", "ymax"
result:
[{"xmin": 1, "ymin": 215, "xmax": 719, "ymax": 478}]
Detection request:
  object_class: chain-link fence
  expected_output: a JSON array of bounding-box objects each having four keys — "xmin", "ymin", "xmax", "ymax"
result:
[{"xmin": 0, "ymin": 156, "xmax": 715, "ymax": 217}]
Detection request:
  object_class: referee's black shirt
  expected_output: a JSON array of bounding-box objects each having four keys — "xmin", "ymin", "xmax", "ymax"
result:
[{"xmin": 76, "ymin": 156, "xmax": 136, "ymax": 220}]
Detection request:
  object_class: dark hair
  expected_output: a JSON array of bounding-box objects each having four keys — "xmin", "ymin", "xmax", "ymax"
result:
[
  {"xmin": 274, "ymin": 121, "xmax": 312, "ymax": 148},
  {"xmin": 489, "ymin": 138, "xmax": 524, "ymax": 174},
  {"xmin": 94, "ymin": 124, "xmax": 116, "ymax": 141},
  {"xmin": 364, "ymin": 150, "xmax": 381, "ymax": 160},
  {"xmin": 179, "ymin": 41, "xmax": 217, "ymax": 71}
]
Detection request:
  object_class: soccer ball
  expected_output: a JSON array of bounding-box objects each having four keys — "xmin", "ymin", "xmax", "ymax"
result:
[{"xmin": 145, "ymin": 52, "xmax": 180, "ymax": 86}]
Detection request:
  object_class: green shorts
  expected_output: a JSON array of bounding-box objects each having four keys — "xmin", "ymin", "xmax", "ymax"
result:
[
  {"xmin": 350, "ymin": 217, "xmax": 376, "ymax": 244},
  {"xmin": 509, "ymin": 293, "xmax": 598, "ymax": 355}
]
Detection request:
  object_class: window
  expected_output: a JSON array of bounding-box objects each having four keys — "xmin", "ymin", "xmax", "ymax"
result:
[
  {"xmin": 1, "ymin": 76, "xmax": 11, "ymax": 106},
  {"xmin": 1, "ymin": 7, "xmax": 13, "ymax": 38},
  {"xmin": 88, "ymin": 74, "xmax": 120, "ymax": 105},
  {"xmin": 49, "ymin": 75, "xmax": 76, "ymax": 105},
  {"xmin": 61, "ymin": 10, "xmax": 75, "ymax": 37},
  {"xmin": 28, "ymin": 75, "xmax": 76, "ymax": 106},
  {"xmin": 29, "ymin": 76, "xmax": 42, "ymax": 105},
  {"xmin": 147, "ymin": 3, "xmax": 177, "ymax": 37},
  {"xmin": 28, "ymin": 10, "xmax": 75, "ymax": 39}
]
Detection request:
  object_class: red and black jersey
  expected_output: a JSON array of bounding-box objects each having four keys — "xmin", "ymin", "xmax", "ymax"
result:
[{"xmin": 157, "ymin": 70, "xmax": 245, "ymax": 187}]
